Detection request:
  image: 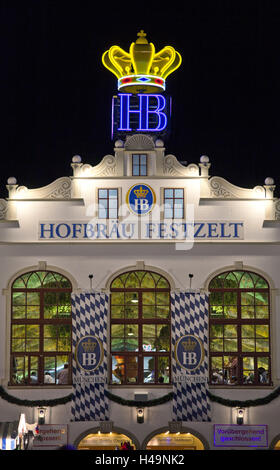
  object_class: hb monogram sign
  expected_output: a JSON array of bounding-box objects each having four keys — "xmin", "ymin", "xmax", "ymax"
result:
[
  {"xmin": 126, "ymin": 183, "xmax": 156, "ymax": 216},
  {"xmin": 117, "ymin": 93, "xmax": 169, "ymax": 132},
  {"xmin": 175, "ymin": 335, "xmax": 205, "ymax": 372},
  {"xmin": 75, "ymin": 336, "xmax": 104, "ymax": 373}
]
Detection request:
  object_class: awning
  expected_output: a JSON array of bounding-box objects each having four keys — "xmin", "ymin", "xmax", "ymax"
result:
[{"xmin": 0, "ymin": 421, "xmax": 18, "ymax": 450}]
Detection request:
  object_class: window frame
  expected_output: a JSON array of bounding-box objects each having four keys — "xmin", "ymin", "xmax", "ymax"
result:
[
  {"xmin": 10, "ymin": 271, "xmax": 72, "ymax": 387},
  {"xmin": 163, "ymin": 188, "xmax": 184, "ymax": 219},
  {"xmin": 110, "ymin": 271, "xmax": 171, "ymax": 386},
  {"xmin": 209, "ymin": 270, "xmax": 271, "ymax": 387},
  {"xmin": 131, "ymin": 154, "xmax": 148, "ymax": 177},
  {"xmin": 98, "ymin": 188, "xmax": 119, "ymax": 219}
]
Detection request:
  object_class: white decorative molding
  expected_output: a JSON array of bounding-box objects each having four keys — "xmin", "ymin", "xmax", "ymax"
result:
[
  {"xmin": 13, "ymin": 177, "xmax": 72, "ymax": 200},
  {"xmin": 182, "ymin": 288, "xmax": 206, "ymax": 294},
  {"xmin": 209, "ymin": 176, "xmax": 265, "ymax": 199},
  {"xmin": 124, "ymin": 134, "xmax": 155, "ymax": 150},
  {"xmin": 163, "ymin": 155, "xmax": 199, "ymax": 176},
  {"xmin": 38, "ymin": 261, "xmax": 47, "ymax": 270},
  {"xmin": 252, "ymin": 185, "xmax": 266, "ymax": 198},
  {"xmin": 234, "ymin": 261, "xmax": 244, "ymax": 269},
  {"xmin": 136, "ymin": 260, "xmax": 145, "ymax": 270},
  {"xmin": 80, "ymin": 155, "xmax": 116, "ymax": 177},
  {"xmin": 99, "ymin": 421, "xmax": 113, "ymax": 433},
  {"xmin": 275, "ymin": 199, "xmax": 280, "ymax": 220},
  {"xmin": 168, "ymin": 421, "xmax": 182, "ymax": 433},
  {"xmin": 0, "ymin": 199, "xmax": 8, "ymax": 219}
]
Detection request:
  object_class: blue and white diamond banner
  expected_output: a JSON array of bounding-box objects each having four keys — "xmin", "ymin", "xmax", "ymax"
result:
[
  {"xmin": 71, "ymin": 292, "xmax": 109, "ymax": 421},
  {"xmin": 171, "ymin": 292, "xmax": 211, "ymax": 422}
]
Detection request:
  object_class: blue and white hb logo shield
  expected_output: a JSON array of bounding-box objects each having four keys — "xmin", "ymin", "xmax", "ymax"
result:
[
  {"xmin": 75, "ymin": 335, "xmax": 104, "ymax": 372},
  {"xmin": 175, "ymin": 334, "xmax": 205, "ymax": 372},
  {"xmin": 126, "ymin": 183, "xmax": 156, "ymax": 216}
]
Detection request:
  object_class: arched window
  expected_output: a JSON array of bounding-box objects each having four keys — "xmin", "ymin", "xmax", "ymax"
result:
[
  {"xmin": 110, "ymin": 270, "xmax": 170, "ymax": 385},
  {"xmin": 10, "ymin": 271, "xmax": 72, "ymax": 386},
  {"xmin": 209, "ymin": 270, "xmax": 270, "ymax": 386}
]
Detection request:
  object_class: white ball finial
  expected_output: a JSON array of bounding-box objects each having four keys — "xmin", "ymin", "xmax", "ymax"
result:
[
  {"xmin": 264, "ymin": 177, "xmax": 274, "ymax": 186},
  {"xmin": 200, "ymin": 155, "xmax": 209, "ymax": 163},
  {"xmin": 7, "ymin": 177, "xmax": 17, "ymax": 185},
  {"xmin": 72, "ymin": 155, "xmax": 82, "ymax": 163},
  {"xmin": 115, "ymin": 140, "xmax": 124, "ymax": 148},
  {"xmin": 155, "ymin": 139, "xmax": 164, "ymax": 148}
]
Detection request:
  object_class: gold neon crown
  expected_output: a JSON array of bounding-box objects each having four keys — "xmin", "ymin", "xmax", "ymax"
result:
[
  {"xmin": 134, "ymin": 186, "xmax": 149, "ymax": 198},
  {"xmin": 82, "ymin": 339, "xmax": 97, "ymax": 353},
  {"xmin": 182, "ymin": 338, "xmax": 196, "ymax": 351},
  {"xmin": 102, "ymin": 30, "xmax": 182, "ymax": 93}
]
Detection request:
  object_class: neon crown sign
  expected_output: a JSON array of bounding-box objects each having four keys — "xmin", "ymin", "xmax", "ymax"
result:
[{"xmin": 102, "ymin": 30, "xmax": 182, "ymax": 94}]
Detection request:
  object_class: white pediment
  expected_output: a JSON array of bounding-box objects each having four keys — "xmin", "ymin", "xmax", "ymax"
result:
[
  {"xmin": 12, "ymin": 177, "xmax": 72, "ymax": 200},
  {"xmin": 209, "ymin": 176, "xmax": 265, "ymax": 199},
  {"xmin": 79, "ymin": 155, "xmax": 116, "ymax": 177}
]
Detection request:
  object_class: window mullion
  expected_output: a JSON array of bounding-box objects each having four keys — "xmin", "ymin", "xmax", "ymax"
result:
[
  {"xmin": 11, "ymin": 272, "xmax": 72, "ymax": 386},
  {"xmin": 237, "ymin": 289, "xmax": 242, "ymax": 384},
  {"xmin": 110, "ymin": 275, "xmax": 170, "ymax": 385},
  {"xmin": 154, "ymin": 355, "xmax": 158, "ymax": 384},
  {"xmin": 38, "ymin": 289, "xmax": 44, "ymax": 384},
  {"xmin": 138, "ymin": 291, "xmax": 143, "ymax": 384},
  {"xmin": 210, "ymin": 272, "xmax": 270, "ymax": 386}
]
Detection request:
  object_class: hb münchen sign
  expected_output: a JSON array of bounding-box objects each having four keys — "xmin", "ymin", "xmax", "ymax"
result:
[
  {"xmin": 175, "ymin": 335, "xmax": 205, "ymax": 372},
  {"xmin": 75, "ymin": 335, "xmax": 104, "ymax": 373}
]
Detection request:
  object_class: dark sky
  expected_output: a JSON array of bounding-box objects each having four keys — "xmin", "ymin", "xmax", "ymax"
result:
[{"xmin": 1, "ymin": 1, "xmax": 280, "ymax": 196}]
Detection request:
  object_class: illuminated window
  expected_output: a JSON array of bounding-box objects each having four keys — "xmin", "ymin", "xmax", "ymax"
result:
[
  {"xmin": 98, "ymin": 189, "xmax": 118, "ymax": 219},
  {"xmin": 132, "ymin": 154, "xmax": 147, "ymax": 176},
  {"xmin": 209, "ymin": 270, "xmax": 271, "ymax": 386},
  {"xmin": 110, "ymin": 270, "xmax": 170, "ymax": 385},
  {"xmin": 10, "ymin": 271, "xmax": 72, "ymax": 386},
  {"xmin": 164, "ymin": 189, "xmax": 184, "ymax": 219}
]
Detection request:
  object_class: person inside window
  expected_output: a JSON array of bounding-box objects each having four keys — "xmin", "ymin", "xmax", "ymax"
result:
[
  {"xmin": 30, "ymin": 371, "xmax": 38, "ymax": 384},
  {"xmin": 44, "ymin": 372, "xmax": 55, "ymax": 384},
  {"xmin": 58, "ymin": 364, "xmax": 69, "ymax": 384},
  {"xmin": 258, "ymin": 367, "xmax": 268, "ymax": 384}
]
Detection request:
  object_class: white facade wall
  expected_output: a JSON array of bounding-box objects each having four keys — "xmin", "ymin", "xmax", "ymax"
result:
[{"xmin": 1, "ymin": 135, "xmax": 280, "ymax": 449}]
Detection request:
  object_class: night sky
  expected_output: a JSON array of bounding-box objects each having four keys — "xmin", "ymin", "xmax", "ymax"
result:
[{"xmin": 1, "ymin": 1, "xmax": 280, "ymax": 196}]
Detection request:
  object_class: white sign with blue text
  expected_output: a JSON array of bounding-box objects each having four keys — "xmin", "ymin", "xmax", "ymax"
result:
[
  {"xmin": 214, "ymin": 425, "xmax": 268, "ymax": 448},
  {"xmin": 38, "ymin": 220, "xmax": 244, "ymax": 240}
]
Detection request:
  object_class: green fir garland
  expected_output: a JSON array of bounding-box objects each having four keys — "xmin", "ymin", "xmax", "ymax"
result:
[
  {"xmin": 104, "ymin": 390, "xmax": 173, "ymax": 407},
  {"xmin": 1, "ymin": 385, "xmax": 280, "ymax": 409},
  {"xmin": 207, "ymin": 385, "xmax": 280, "ymax": 408},
  {"xmin": 0, "ymin": 386, "xmax": 73, "ymax": 407}
]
